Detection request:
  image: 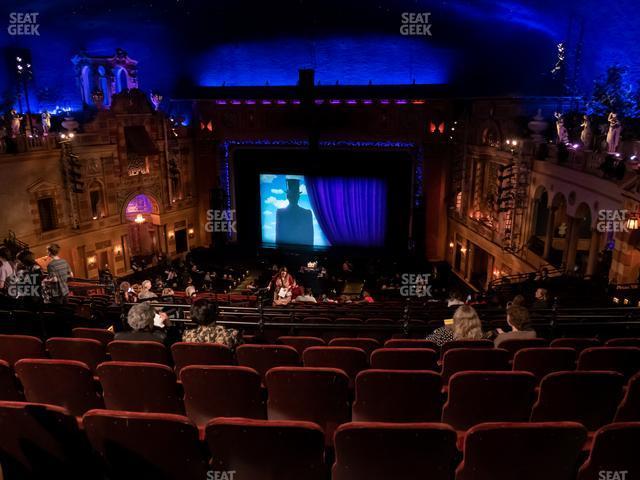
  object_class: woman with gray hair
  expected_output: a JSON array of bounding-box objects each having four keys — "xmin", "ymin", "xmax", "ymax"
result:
[{"xmin": 115, "ymin": 301, "xmax": 169, "ymax": 344}]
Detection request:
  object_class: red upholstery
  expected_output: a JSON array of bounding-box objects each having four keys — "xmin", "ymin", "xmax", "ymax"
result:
[
  {"xmin": 236, "ymin": 344, "xmax": 300, "ymax": 381},
  {"xmin": 97, "ymin": 361, "xmax": 182, "ymax": 414},
  {"xmin": 456, "ymin": 422, "xmax": 587, "ymax": 480},
  {"xmin": 440, "ymin": 339, "xmax": 493, "ymax": 359},
  {"xmin": 370, "ymin": 348, "xmax": 437, "ymax": 371},
  {"xmin": 577, "ymin": 422, "xmax": 640, "ymax": 480},
  {"xmin": 498, "ymin": 338, "xmax": 550, "ymax": 359},
  {"xmin": 46, "ymin": 337, "xmax": 106, "ymax": 372},
  {"xmin": 442, "ymin": 371, "xmax": 537, "ymax": 430},
  {"xmin": 441, "ymin": 348, "xmax": 510, "ymax": 383},
  {"xmin": 0, "ymin": 334, "xmax": 45, "ymax": 366},
  {"xmin": 181, "ymin": 365, "xmax": 265, "ymax": 428},
  {"xmin": 71, "ymin": 328, "xmax": 114, "ymax": 347},
  {"xmin": 605, "ymin": 338, "xmax": 640, "ymax": 347},
  {"xmin": 206, "ymin": 418, "xmax": 326, "ymax": 480},
  {"xmin": 107, "ymin": 340, "xmax": 171, "ymax": 365},
  {"xmin": 265, "ymin": 366, "xmax": 350, "ymax": 445},
  {"xmin": 531, "ymin": 371, "xmax": 625, "ymax": 430},
  {"xmin": 329, "ymin": 337, "xmax": 381, "ymax": 356},
  {"xmin": 277, "ymin": 336, "xmax": 325, "ymax": 354},
  {"xmin": 353, "ymin": 369, "xmax": 442, "ymax": 422},
  {"xmin": 302, "ymin": 346, "xmax": 368, "ymax": 387},
  {"xmin": 614, "ymin": 372, "xmax": 640, "ymax": 421},
  {"xmin": 170, "ymin": 342, "xmax": 233, "ymax": 375},
  {"xmin": 0, "ymin": 401, "xmax": 99, "ymax": 479},
  {"xmin": 333, "ymin": 422, "xmax": 458, "ymax": 480},
  {"xmin": 578, "ymin": 347, "xmax": 640, "ymax": 380},
  {"xmin": 15, "ymin": 359, "xmax": 103, "ymax": 417},
  {"xmin": 0, "ymin": 360, "xmax": 21, "ymax": 401},
  {"xmin": 512, "ymin": 347, "xmax": 577, "ymax": 381},
  {"xmin": 84, "ymin": 409, "xmax": 208, "ymax": 480},
  {"xmin": 384, "ymin": 339, "xmax": 439, "ymax": 350},
  {"xmin": 550, "ymin": 337, "xmax": 600, "ymax": 352}
]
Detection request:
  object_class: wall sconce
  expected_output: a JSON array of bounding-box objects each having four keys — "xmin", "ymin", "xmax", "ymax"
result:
[
  {"xmin": 168, "ymin": 231, "xmax": 175, "ymax": 240},
  {"xmin": 625, "ymin": 217, "xmax": 639, "ymax": 230},
  {"xmin": 114, "ymin": 245, "xmax": 122, "ymax": 256},
  {"xmin": 188, "ymin": 227, "xmax": 195, "ymax": 238},
  {"xmin": 460, "ymin": 247, "xmax": 467, "ymax": 254},
  {"xmin": 87, "ymin": 256, "xmax": 97, "ymax": 269},
  {"xmin": 448, "ymin": 241, "xmax": 454, "ymax": 249}
]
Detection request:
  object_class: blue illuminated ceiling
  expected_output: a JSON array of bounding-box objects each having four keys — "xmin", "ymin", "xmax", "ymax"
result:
[{"xmin": 0, "ymin": 0, "xmax": 638, "ymax": 111}]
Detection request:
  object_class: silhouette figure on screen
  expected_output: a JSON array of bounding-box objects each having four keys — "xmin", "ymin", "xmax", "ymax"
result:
[{"xmin": 276, "ymin": 178, "xmax": 314, "ymax": 245}]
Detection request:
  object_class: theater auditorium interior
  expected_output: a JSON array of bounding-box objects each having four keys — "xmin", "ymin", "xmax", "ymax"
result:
[{"xmin": 0, "ymin": 0, "xmax": 640, "ymax": 478}]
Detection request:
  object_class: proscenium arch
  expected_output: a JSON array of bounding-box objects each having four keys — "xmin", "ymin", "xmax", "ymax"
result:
[{"xmin": 120, "ymin": 191, "xmax": 160, "ymax": 224}]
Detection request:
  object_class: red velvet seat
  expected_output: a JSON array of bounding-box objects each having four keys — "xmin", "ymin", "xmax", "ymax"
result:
[
  {"xmin": 97, "ymin": 361, "xmax": 182, "ymax": 414},
  {"xmin": 531, "ymin": 371, "xmax": 625, "ymax": 430},
  {"xmin": 107, "ymin": 340, "xmax": 171, "ymax": 365},
  {"xmin": 236, "ymin": 344, "xmax": 300, "ymax": 382},
  {"xmin": 353, "ymin": 369, "xmax": 442, "ymax": 422},
  {"xmin": 578, "ymin": 346, "xmax": 640, "ymax": 380},
  {"xmin": 206, "ymin": 418, "xmax": 326, "ymax": 480},
  {"xmin": 456, "ymin": 422, "xmax": 587, "ymax": 480},
  {"xmin": 170, "ymin": 342, "xmax": 233, "ymax": 375},
  {"xmin": 0, "ymin": 401, "xmax": 99, "ymax": 479},
  {"xmin": 181, "ymin": 365, "xmax": 265, "ymax": 428},
  {"xmin": 384, "ymin": 339, "xmax": 439, "ymax": 350},
  {"xmin": 333, "ymin": 422, "xmax": 458, "ymax": 480},
  {"xmin": 84, "ymin": 409, "xmax": 208, "ymax": 480},
  {"xmin": 605, "ymin": 338, "xmax": 640, "ymax": 347},
  {"xmin": 442, "ymin": 371, "xmax": 537, "ymax": 431},
  {"xmin": 614, "ymin": 372, "xmax": 640, "ymax": 421},
  {"xmin": 370, "ymin": 348, "xmax": 437, "ymax": 371},
  {"xmin": 0, "ymin": 334, "xmax": 46, "ymax": 366},
  {"xmin": 277, "ymin": 336, "xmax": 325, "ymax": 354},
  {"xmin": 302, "ymin": 346, "xmax": 368, "ymax": 387},
  {"xmin": 441, "ymin": 348, "xmax": 510, "ymax": 383},
  {"xmin": 498, "ymin": 338, "xmax": 550, "ymax": 359},
  {"xmin": 45, "ymin": 337, "xmax": 106, "ymax": 372},
  {"xmin": 550, "ymin": 337, "xmax": 600, "ymax": 352},
  {"xmin": 15, "ymin": 359, "xmax": 102, "ymax": 417},
  {"xmin": 71, "ymin": 327, "xmax": 114, "ymax": 347},
  {"xmin": 329, "ymin": 337, "xmax": 381, "ymax": 356},
  {"xmin": 440, "ymin": 339, "xmax": 493, "ymax": 359},
  {"xmin": 265, "ymin": 366, "xmax": 350, "ymax": 445},
  {"xmin": 577, "ymin": 422, "xmax": 640, "ymax": 480},
  {"xmin": 0, "ymin": 360, "xmax": 21, "ymax": 401},
  {"xmin": 512, "ymin": 347, "xmax": 577, "ymax": 381}
]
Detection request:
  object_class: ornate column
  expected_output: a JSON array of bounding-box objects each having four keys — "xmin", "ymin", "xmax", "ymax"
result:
[
  {"xmin": 543, "ymin": 207, "xmax": 556, "ymax": 260},
  {"xmin": 585, "ymin": 229, "xmax": 601, "ymax": 276},
  {"xmin": 564, "ymin": 217, "xmax": 580, "ymax": 270}
]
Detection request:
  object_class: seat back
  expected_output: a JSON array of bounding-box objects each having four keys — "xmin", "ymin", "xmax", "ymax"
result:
[
  {"xmin": 442, "ymin": 371, "xmax": 537, "ymax": 430},
  {"xmin": 84, "ymin": 409, "xmax": 208, "ymax": 480},
  {"xmin": 456, "ymin": 422, "xmax": 587, "ymax": 480},
  {"xmin": 302, "ymin": 346, "xmax": 368, "ymax": 387},
  {"xmin": 605, "ymin": 338, "xmax": 640, "ymax": 347},
  {"xmin": 265, "ymin": 366, "xmax": 350, "ymax": 445},
  {"xmin": 550, "ymin": 337, "xmax": 600, "ymax": 352},
  {"xmin": 236, "ymin": 345, "xmax": 300, "ymax": 381},
  {"xmin": 46, "ymin": 337, "xmax": 106, "ymax": 372},
  {"xmin": 277, "ymin": 336, "xmax": 325, "ymax": 354},
  {"xmin": 170, "ymin": 342, "xmax": 233, "ymax": 375},
  {"xmin": 512, "ymin": 347, "xmax": 577, "ymax": 381},
  {"xmin": 577, "ymin": 422, "xmax": 640, "ymax": 480},
  {"xmin": 0, "ymin": 401, "xmax": 99, "ymax": 479},
  {"xmin": 333, "ymin": 422, "xmax": 458, "ymax": 480},
  {"xmin": 370, "ymin": 348, "xmax": 437, "ymax": 371},
  {"xmin": 531, "ymin": 371, "xmax": 625, "ymax": 430},
  {"xmin": 329, "ymin": 338, "xmax": 381, "ymax": 356},
  {"xmin": 181, "ymin": 365, "xmax": 265, "ymax": 428},
  {"xmin": 72, "ymin": 328, "xmax": 114, "ymax": 347},
  {"xmin": 206, "ymin": 418, "xmax": 325, "ymax": 480},
  {"xmin": 384, "ymin": 339, "xmax": 439, "ymax": 350},
  {"xmin": 578, "ymin": 347, "xmax": 640, "ymax": 380},
  {"xmin": 441, "ymin": 339, "xmax": 493, "ymax": 359},
  {"xmin": 441, "ymin": 348, "xmax": 510, "ymax": 383},
  {"xmin": 15, "ymin": 359, "xmax": 103, "ymax": 417},
  {"xmin": 498, "ymin": 338, "xmax": 549, "ymax": 359},
  {"xmin": 0, "ymin": 334, "xmax": 45, "ymax": 366},
  {"xmin": 97, "ymin": 361, "xmax": 181, "ymax": 414},
  {"xmin": 614, "ymin": 372, "xmax": 640, "ymax": 421},
  {"xmin": 353, "ymin": 369, "xmax": 442, "ymax": 422},
  {"xmin": 107, "ymin": 340, "xmax": 170, "ymax": 365},
  {"xmin": 0, "ymin": 360, "xmax": 21, "ymax": 401}
]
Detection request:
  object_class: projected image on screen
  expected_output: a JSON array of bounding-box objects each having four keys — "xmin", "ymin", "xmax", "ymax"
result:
[{"xmin": 260, "ymin": 174, "xmax": 387, "ymax": 247}]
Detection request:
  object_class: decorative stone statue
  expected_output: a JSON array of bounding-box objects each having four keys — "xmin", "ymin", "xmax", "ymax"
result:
[
  {"xmin": 41, "ymin": 111, "xmax": 51, "ymax": 136},
  {"xmin": 606, "ymin": 112, "xmax": 622, "ymax": 153},
  {"xmin": 554, "ymin": 112, "xmax": 569, "ymax": 144},
  {"xmin": 9, "ymin": 110, "xmax": 22, "ymax": 138},
  {"xmin": 580, "ymin": 114, "xmax": 592, "ymax": 148},
  {"xmin": 150, "ymin": 91, "xmax": 163, "ymax": 111}
]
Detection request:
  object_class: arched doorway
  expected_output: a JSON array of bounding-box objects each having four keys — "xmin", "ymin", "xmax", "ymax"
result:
[{"xmin": 123, "ymin": 193, "xmax": 161, "ymax": 263}]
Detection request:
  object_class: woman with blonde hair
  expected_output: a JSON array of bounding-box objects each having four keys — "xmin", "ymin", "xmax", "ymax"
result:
[{"xmin": 426, "ymin": 304, "xmax": 486, "ymax": 346}]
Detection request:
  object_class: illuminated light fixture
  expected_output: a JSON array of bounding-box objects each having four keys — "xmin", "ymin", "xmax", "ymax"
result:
[
  {"xmin": 68, "ymin": 133, "xmax": 75, "ymax": 139},
  {"xmin": 625, "ymin": 217, "xmax": 639, "ymax": 230},
  {"xmin": 615, "ymin": 153, "xmax": 621, "ymax": 157},
  {"xmin": 411, "ymin": 99, "xmax": 425, "ymax": 104},
  {"xmin": 87, "ymin": 256, "xmax": 97, "ymax": 268},
  {"xmin": 133, "ymin": 214, "xmax": 146, "ymax": 224},
  {"xmin": 613, "ymin": 297, "xmax": 620, "ymax": 304},
  {"xmin": 511, "ymin": 139, "xmax": 517, "ymax": 146},
  {"xmin": 245, "ymin": 99, "xmax": 256, "ymax": 105},
  {"xmin": 168, "ymin": 231, "xmax": 175, "ymax": 240},
  {"xmin": 448, "ymin": 242, "xmax": 454, "ymax": 248},
  {"xmin": 395, "ymin": 99, "xmax": 408, "ymax": 105},
  {"xmin": 314, "ymin": 99, "xmax": 325, "ymax": 105},
  {"xmin": 92, "ymin": 216, "xmax": 98, "ymax": 220},
  {"xmin": 276, "ymin": 100, "xmax": 287, "ymax": 105},
  {"xmin": 291, "ymin": 99, "xmax": 301, "ymax": 105},
  {"xmin": 379, "ymin": 99, "xmax": 390, "ymax": 104},
  {"xmin": 329, "ymin": 99, "xmax": 341, "ymax": 105},
  {"xmin": 215, "ymin": 100, "xmax": 227, "ymax": 105},
  {"xmin": 630, "ymin": 155, "xmax": 637, "ymax": 160},
  {"xmin": 505, "ymin": 140, "xmax": 511, "ymax": 145},
  {"xmin": 362, "ymin": 99, "xmax": 373, "ymax": 104},
  {"xmin": 114, "ymin": 245, "xmax": 122, "ymax": 255},
  {"xmin": 261, "ymin": 100, "xmax": 272, "ymax": 105},
  {"xmin": 460, "ymin": 247, "xmax": 467, "ymax": 253},
  {"xmin": 188, "ymin": 227, "xmax": 195, "ymax": 238},
  {"xmin": 346, "ymin": 99, "xmax": 357, "ymax": 105},
  {"xmin": 623, "ymin": 298, "xmax": 630, "ymax": 305},
  {"xmin": 230, "ymin": 100, "xmax": 242, "ymax": 105}
]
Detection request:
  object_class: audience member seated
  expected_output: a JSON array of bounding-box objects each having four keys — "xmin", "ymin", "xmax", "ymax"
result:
[
  {"xmin": 447, "ymin": 291, "xmax": 465, "ymax": 307},
  {"xmin": 294, "ymin": 288, "xmax": 317, "ymax": 304},
  {"xmin": 115, "ymin": 301, "xmax": 169, "ymax": 344},
  {"xmin": 532, "ymin": 288, "xmax": 549, "ymax": 309},
  {"xmin": 138, "ymin": 279, "xmax": 157, "ymax": 300},
  {"xmin": 118, "ymin": 281, "xmax": 137, "ymax": 304},
  {"xmin": 425, "ymin": 304, "xmax": 489, "ymax": 346},
  {"xmin": 182, "ymin": 299, "xmax": 243, "ymax": 349},
  {"xmin": 494, "ymin": 305, "xmax": 537, "ymax": 348}
]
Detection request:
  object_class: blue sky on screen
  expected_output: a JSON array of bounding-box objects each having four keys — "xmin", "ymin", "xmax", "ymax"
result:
[{"xmin": 260, "ymin": 174, "xmax": 330, "ymax": 246}]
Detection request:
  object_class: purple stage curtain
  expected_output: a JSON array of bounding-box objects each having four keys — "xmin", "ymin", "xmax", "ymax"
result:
[{"xmin": 305, "ymin": 176, "xmax": 386, "ymax": 247}]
